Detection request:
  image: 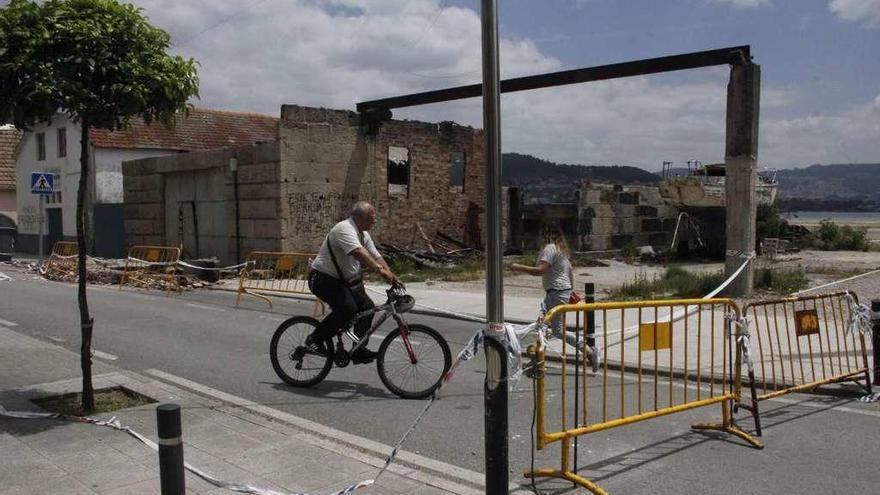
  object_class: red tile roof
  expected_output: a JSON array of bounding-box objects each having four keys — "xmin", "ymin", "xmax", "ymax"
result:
[
  {"xmin": 88, "ymin": 108, "xmax": 278, "ymax": 151},
  {"xmin": 0, "ymin": 127, "xmax": 23, "ymax": 191}
]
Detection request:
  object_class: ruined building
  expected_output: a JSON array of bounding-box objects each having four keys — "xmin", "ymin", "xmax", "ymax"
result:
[{"xmin": 123, "ymin": 105, "xmax": 511, "ymax": 264}]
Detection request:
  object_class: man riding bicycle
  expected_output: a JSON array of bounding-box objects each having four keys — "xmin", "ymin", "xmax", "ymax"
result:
[{"xmin": 302, "ymin": 201, "xmax": 400, "ymax": 364}]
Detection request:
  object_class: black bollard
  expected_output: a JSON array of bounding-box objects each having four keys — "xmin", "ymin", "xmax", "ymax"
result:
[
  {"xmin": 157, "ymin": 403, "xmax": 186, "ymax": 495},
  {"xmin": 584, "ymin": 283, "xmax": 596, "ymax": 348},
  {"xmin": 872, "ymin": 300, "xmax": 880, "ymax": 387}
]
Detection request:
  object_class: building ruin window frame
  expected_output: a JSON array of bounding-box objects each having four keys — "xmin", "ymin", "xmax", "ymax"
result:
[
  {"xmin": 386, "ymin": 145, "xmax": 411, "ymax": 199},
  {"xmin": 450, "ymin": 150, "xmax": 466, "ymax": 193}
]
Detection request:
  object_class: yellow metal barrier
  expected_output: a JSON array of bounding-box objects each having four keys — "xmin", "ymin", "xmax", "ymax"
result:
[
  {"xmin": 43, "ymin": 241, "xmax": 78, "ymax": 278},
  {"xmin": 119, "ymin": 245, "xmax": 182, "ymax": 293},
  {"xmin": 236, "ymin": 251, "xmax": 324, "ymax": 316},
  {"xmin": 738, "ymin": 291, "xmax": 873, "ymax": 435},
  {"xmin": 526, "ymin": 299, "xmax": 762, "ymax": 495}
]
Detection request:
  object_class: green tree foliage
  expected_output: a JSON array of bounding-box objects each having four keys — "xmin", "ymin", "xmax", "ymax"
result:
[{"xmin": 0, "ymin": 0, "xmax": 198, "ymax": 412}]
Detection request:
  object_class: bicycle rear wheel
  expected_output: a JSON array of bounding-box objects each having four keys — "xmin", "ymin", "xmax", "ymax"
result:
[
  {"xmin": 270, "ymin": 316, "xmax": 332, "ymax": 388},
  {"xmin": 377, "ymin": 324, "xmax": 451, "ymax": 399}
]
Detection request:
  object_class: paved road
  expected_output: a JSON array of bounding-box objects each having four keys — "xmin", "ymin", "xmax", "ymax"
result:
[{"xmin": 2, "ymin": 266, "xmax": 879, "ymax": 494}]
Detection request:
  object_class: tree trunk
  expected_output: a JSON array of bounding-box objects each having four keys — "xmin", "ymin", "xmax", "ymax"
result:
[{"xmin": 77, "ymin": 119, "xmax": 95, "ymax": 413}]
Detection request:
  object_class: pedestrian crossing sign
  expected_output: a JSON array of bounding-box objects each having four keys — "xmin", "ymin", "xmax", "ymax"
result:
[{"xmin": 31, "ymin": 172, "xmax": 54, "ymax": 195}]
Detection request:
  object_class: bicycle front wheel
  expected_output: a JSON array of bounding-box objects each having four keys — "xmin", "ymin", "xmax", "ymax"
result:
[
  {"xmin": 270, "ymin": 316, "xmax": 332, "ymax": 388},
  {"xmin": 377, "ymin": 324, "xmax": 451, "ymax": 399}
]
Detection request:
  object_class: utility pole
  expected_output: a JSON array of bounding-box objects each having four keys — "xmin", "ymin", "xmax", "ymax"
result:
[
  {"xmin": 481, "ymin": 0, "xmax": 508, "ymax": 493},
  {"xmin": 724, "ymin": 60, "xmax": 760, "ymax": 296}
]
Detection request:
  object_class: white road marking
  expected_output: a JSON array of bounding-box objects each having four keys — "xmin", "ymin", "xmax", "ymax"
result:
[
  {"xmin": 47, "ymin": 335, "xmax": 66, "ymax": 343},
  {"xmin": 186, "ymin": 303, "xmax": 226, "ymax": 312},
  {"xmin": 258, "ymin": 315, "xmax": 286, "ymax": 322},
  {"xmin": 0, "ymin": 318, "xmax": 19, "ymax": 327},
  {"xmin": 92, "ymin": 349, "xmax": 118, "ymax": 361}
]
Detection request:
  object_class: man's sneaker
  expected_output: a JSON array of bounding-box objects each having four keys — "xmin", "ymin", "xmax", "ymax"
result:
[
  {"xmin": 351, "ymin": 347, "xmax": 378, "ymax": 364},
  {"xmin": 292, "ymin": 337, "xmax": 327, "ymax": 361}
]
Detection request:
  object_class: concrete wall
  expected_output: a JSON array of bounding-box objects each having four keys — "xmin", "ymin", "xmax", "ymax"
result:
[
  {"xmin": 279, "ymin": 105, "xmax": 505, "ymax": 253},
  {"xmin": 123, "ymin": 142, "xmax": 281, "ymax": 264},
  {"xmin": 577, "ymin": 182, "xmax": 678, "ymax": 251}
]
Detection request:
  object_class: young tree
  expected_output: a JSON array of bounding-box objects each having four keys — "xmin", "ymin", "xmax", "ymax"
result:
[{"xmin": 0, "ymin": 0, "xmax": 198, "ymax": 412}]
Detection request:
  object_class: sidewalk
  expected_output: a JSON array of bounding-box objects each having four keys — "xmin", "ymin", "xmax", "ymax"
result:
[
  {"xmin": 216, "ymin": 279, "xmax": 544, "ymax": 324},
  {"xmin": 0, "ymin": 324, "xmax": 482, "ymax": 495}
]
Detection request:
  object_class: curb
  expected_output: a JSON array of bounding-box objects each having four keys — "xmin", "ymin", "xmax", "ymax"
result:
[{"xmin": 209, "ymin": 286, "xmax": 536, "ymax": 325}]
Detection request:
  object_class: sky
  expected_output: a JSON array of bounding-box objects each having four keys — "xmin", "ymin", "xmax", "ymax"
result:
[{"xmin": 16, "ymin": 0, "xmax": 880, "ymax": 170}]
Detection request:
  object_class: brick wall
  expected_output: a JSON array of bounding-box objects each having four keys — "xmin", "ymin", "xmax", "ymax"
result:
[{"xmin": 280, "ymin": 105, "xmax": 507, "ymax": 253}]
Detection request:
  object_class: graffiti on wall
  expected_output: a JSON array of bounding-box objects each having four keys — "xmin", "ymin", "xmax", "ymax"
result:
[
  {"xmin": 18, "ymin": 206, "xmax": 39, "ymax": 233},
  {"xmin": 287, "ymin": 191, "xmax": 359, "ymax": 234}
]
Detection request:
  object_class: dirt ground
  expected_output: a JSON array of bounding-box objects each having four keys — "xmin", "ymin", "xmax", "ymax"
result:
[{"xmin": 406, "ymin": 250, "xmax": 880, "ymax": 299}]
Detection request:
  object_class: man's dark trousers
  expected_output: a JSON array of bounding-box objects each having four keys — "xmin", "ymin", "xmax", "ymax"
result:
[{"xmin": 308, "ymin": 270, "xmax": 375, "ymax": 344}]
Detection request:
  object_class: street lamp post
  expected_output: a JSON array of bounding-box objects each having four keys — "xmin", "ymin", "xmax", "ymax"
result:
[{"xmin": 481, "ymin": 1, "xmax": 508, "ymax": 493}]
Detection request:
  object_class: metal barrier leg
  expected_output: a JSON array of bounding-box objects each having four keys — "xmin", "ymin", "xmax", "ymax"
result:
[
  {"xmin": 692, "ymin": 400, "xmax": 763, "ymax": 449},
  {"xmin": 237, "ymin": 288, "xmax": 273, "ymax": 308}
]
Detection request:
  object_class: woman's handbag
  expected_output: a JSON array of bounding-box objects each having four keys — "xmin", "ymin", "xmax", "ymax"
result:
[{"xmin": 569, "ymin": 291, "xmax": 582, "ymax": 304}]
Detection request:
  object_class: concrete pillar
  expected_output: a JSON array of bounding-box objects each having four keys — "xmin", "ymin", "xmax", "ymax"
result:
[{"xmin": 724, "ymin": 63, "xmax": 760, "ymax": 296}]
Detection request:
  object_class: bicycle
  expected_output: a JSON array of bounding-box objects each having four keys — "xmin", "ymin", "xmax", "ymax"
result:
[{"xmin": 269, "ymin": 285, "xmax": 452, "ymax": 399}]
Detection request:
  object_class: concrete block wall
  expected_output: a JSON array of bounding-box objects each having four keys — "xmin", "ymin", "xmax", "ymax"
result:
[
  {"xmin": 577, "ymin": 182, "xmax": 679, "ymax": 251},
  {"xmin": 123, "ymin": 142, "xmax": 281, "ymax": 264}
]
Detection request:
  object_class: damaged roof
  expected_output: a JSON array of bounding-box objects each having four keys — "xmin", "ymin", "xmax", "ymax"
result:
[
  {"xmin": 0, "ymin": 126, "xmax": 23, "ymax": 191},
  {"xmin": 88, "ymin": 107, "xmax": 279, "ymax": 152}
]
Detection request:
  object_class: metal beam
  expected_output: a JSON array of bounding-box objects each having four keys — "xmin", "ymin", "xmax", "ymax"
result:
[{"xmin": 356, "ymin": 45, "xmax": 750, "ymax": 112}]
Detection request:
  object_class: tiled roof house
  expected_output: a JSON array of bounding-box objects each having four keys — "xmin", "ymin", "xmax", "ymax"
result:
[
  {"xmin": 15, "ymin": 108, "xmax": 279, "ymax": 255},
  {"xmin": 0, "ymin": 126, "xmax": 23, "ymax": 226}
]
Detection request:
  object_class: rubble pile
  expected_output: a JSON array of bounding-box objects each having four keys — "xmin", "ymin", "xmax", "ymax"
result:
[{"xmin": 38, "ymin": 256, "xmax": 230, "ymax": 291}]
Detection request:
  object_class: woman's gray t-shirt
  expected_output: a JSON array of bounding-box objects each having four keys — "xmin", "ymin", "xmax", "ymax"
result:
[{"xmin": 538, "ymin": 243, "xmax": 572, "ymax": 291}]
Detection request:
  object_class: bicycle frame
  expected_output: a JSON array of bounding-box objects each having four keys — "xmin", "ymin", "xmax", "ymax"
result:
[{"xmin": 337, "ymin": 295, "xmax": 418, "ymax": 364}]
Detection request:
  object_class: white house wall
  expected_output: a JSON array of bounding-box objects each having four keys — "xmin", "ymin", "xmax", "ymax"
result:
[
  {"xmin": 15, "ymin": 115, "xmax": 81, "ymax": 237},
  {"xmin": 95, "ymin": 148, "xmax": 178, "ymax": 204}
]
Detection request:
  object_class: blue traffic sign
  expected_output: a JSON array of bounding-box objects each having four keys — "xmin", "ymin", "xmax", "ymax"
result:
[{"xmin": 31, "ymin": 172, "xmax": 54, "ymax": 195}]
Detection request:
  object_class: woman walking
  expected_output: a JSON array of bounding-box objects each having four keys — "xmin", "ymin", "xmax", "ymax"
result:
[{"xmin": 509, "ymin": 224, "xmax": 598, "ymax": 371}]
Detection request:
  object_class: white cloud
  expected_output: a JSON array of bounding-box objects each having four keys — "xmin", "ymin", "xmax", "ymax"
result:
[
  {"xmin": 705, "ymin": 0, "xmax": 771, "ymax": 9},
  {"xmin": 829, "ymin": 0, "xmax": 880, "ymax": 28},
  {"xmin": 128, "ymin": 0, "xmax": 876, "ymax": 170},
  {"xmin": 762, "ymin": 94, "xmax": 880, "ymax": 166}
]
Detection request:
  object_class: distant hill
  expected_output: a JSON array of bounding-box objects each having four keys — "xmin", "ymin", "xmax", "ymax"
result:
[
  {"xmin": 500, "ymin": 153, "xmax": 660, "ymax": 203},
  {"xmin": 776, "ymin": 163, "xmax": 880, "ymax": 200}
]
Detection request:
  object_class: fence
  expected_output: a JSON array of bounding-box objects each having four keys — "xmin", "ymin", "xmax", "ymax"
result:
[
  {"xmin": 44, "ymin": 241, "xmax": 79, "ymax": 278},
  {"xmin": 119, "ymin": 245, "xmax": 182, "ymax": 293},
  {"xmin": 737, "ymin": 291, "xmax": 873, "ymax": 435},
  {"xmin": 526, "ymin": 298, "xmax": 762, "ymax": 495},
  {"xmin": 236, "ymin": 251, "xmax": 324, "ymax": 316}
]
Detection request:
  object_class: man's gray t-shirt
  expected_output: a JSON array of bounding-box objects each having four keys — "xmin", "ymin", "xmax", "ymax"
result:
[
  {"xmin": 311, "ymin": 218, "xmax": 381, "ymax": 282},
  {"xmin": 538, "ymin": 243, "xmax": 572, "ymax": 291}
]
